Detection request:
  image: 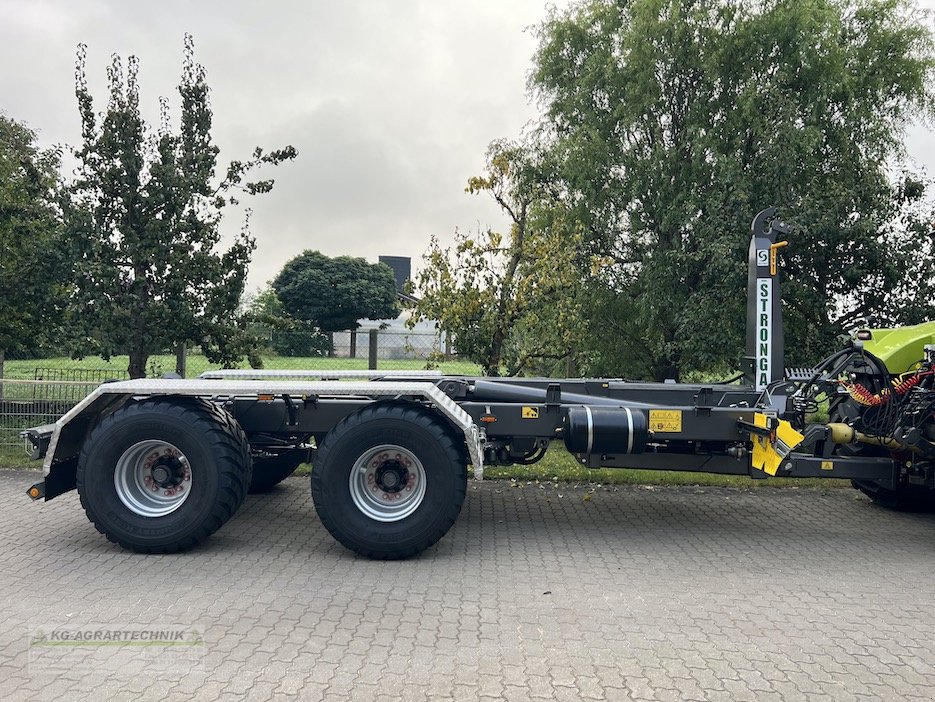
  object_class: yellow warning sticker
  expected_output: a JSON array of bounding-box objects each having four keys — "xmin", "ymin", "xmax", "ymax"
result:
[
  {"xmin": 649, "ymin": 409, "xmax": 682, "ymax": 433},
  {"xmin": 521, "ymin": 406, "xmax": 540, "ymax": 419},
  {"xmin": 821, "ymin": 461, "xmax": 834, "ymax": 471}
]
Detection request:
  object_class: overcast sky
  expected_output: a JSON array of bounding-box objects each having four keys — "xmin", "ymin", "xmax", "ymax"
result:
[
  {"xmin": 1, "ymin": 0, "xmax": 571, "ymax": 291},
  {"xmin": 3, "ymin": 0, "xmax": 934, "ymax": 293}
]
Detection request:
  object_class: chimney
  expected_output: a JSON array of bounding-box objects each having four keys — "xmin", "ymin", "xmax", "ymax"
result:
[{"xmin": 378, "ymin": 256, "xmax": 411, "ymax": 293}]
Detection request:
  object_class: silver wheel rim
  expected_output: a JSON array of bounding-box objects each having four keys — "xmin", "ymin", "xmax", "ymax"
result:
[
  {"xmin": 114, "ymin": 440, "xmax": 192, "ymax": 517},
  {"xmin": 348, "ymin": 444, "xmax": 426, "ymax": 522}
]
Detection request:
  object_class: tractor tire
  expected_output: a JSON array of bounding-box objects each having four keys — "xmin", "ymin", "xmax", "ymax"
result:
[
  {"xmin": 249, "ymin": 450, "xmax": 306, "ymax": 493},
  {"xmin": 76, "ymin": 399, "xmax": 252, "ymax": 553},
  {"xmin": 851, "ymin": 479, "xmax": 935, "ymax": 512},
  {"xmin": 829, "ymin": 400, "xmax": 935, "ymax": 512},
  {"xmin": 311, "ymin": 402, "xmax": 467, "ymax": 559}
]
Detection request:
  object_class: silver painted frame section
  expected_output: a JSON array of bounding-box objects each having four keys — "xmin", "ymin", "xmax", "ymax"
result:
[
  {"xmin": 623, "ymin": 407, "xmax": 634, "ymax": 454},
  {"xmin": 200, "ymin": 369, "xmax": 443, "ymax": 380},
  {"xmin": 584, "ymin": 406, "xmax": 594, "ymax": 455},
  {"xmin": 42, "ymin": 378, "xmax": 484, "ymax": 480}
]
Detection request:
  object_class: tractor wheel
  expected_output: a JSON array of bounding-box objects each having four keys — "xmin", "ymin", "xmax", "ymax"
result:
[
  {"xmin": 249, "ymin": 449, "xmax": 307, "ymax": 493},
  {"xmin": 311, "ymin": 402, "xmax": 467, "ymax": 559},
  {"xmin": 829, "ymin": 400, "xmax": 935, "ymax": 512},
  {"xmin": 76, "ymin": 399, "xmax": 252, "ymax": 553},
  {"xmin": 851, "ymin": 479, "xmax": 935, "ymax": 512}
]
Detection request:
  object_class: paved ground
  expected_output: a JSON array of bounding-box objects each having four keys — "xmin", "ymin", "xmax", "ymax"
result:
[{"xmin": 2, "ymin": 469, "xmax": 935, "ymax": 701}]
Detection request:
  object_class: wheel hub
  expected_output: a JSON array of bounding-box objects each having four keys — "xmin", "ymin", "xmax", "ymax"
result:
[
  {"xmin": 114, "ymin": 440, "xmax": 193, "ymax": 517},
  {"xmin": 348, "ymin": 444, "xmax": 426, "ymax": 522},
  {"xmin": 149, "ymin": 456, "xmax": 185, "ymax": 488},
  {"xmin": 375, "ymin": 460, "xmax": 409, "ymax": 492}
]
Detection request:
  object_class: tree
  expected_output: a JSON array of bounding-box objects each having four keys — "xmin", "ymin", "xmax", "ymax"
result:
[
  {"xmin": 411, "ymin": 140, "xmax": 585, "ymax": 376},
  {"xmin": 0, "ymin": 115, "xmax": 67, "ymax": 362},
  {"xmin": 64, "ymin": 36, "xmax": 297, "ymax": 378},
  {"xmin": 242, "ymin": 285, "xmax": 329, "ymax": 358},
  {"xmin": 531, "ymin": 0, "xmax": 935, "ymax": 379},
  {"xmin": 272, "ymin": 251, "xmax": 398, "ymax": 334}
]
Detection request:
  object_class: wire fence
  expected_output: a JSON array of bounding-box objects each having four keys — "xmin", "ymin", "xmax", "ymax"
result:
[{"xmin": 0, "ymin": 329, "xmax": 479, "ymax": 450}]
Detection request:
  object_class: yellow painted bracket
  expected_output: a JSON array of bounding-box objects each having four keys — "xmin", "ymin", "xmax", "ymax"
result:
[
  {"xmin": 769, "ymin": 240, "xmax": 788, "ymax": 276},
  {"xmin": 750, "ymin": 412, "xmax": 804, "ymax": 476}
]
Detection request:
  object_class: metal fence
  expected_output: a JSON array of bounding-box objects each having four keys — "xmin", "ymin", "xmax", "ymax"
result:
[
  {"xmin": 0, "ymin": 330, "xmax": 478, "ymax": 450},
  {"xmin": 0, "ymin": 384, "xmax": 98, "ymax": 454}
]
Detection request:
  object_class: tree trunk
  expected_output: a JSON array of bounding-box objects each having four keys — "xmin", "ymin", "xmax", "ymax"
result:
[
  {"xmin": 368, "ymin": 329, "xmax": 378, "ymax": 370},
  {"xmin": 0, "ymin": 349, "xmax": 4, "ymax": 400},
  {"xmin": 654, "ymin": 355, "xmax": 680, "ymax": 383},
  {"xmin": 486, "ymin": 333, "xmax": 504, "ymax": 377},
  {"xmin": 175, "ymin": 343, "xmax": 187, "ymax": 378},
  {"xmin": 128, "ymin": 348, "xmax": 148, "ymax": 379}
]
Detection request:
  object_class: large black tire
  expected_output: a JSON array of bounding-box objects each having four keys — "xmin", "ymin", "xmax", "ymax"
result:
[
  {"xmin": 249, "ymin": 449, "xmax": 306, "ymax": 493},
  {"xmin": 76, "ymin": 399, "xmax": 252, "ymax": 553},
  {"xmin": 830, "ymin": 399, "xmax": 935, "ymax": 512},
  {"xmin": 851, "ymin": 479, "xmax": 935, "ymax": 512},
  {"xmin": 311, "ymin": 402, "xmax": 467, "ymax": 559}
]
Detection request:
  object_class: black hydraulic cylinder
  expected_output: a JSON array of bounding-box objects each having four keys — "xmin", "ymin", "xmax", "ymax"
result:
[
  {"xmin": 563, "ymin": 406, "xmax": 648, "ymax": 455},
  {"xmin": 469, "ymin": 379, "xmax": 652, "ymax": 408}
]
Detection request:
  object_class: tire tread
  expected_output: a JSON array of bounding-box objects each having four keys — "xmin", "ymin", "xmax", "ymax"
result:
[
  {"xmin": 311, "ymin": 402, "xmax": 467, "ymax": 559},
  {"xmin": 76, "ymin": 398, "xmax": 252, "ymax": 553}
]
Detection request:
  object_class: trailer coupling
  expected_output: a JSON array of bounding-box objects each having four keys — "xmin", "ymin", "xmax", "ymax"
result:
[
  {"xmin": 20, "ymin": 424, "xmax": 54, "ymax": 461},
  {"xmin": 745, "ymin": 413, "xmax": 804, "ymax": 476},
  {"xmin": 743, "ymin": 413, "xmax": 898, "ymax": 488}
]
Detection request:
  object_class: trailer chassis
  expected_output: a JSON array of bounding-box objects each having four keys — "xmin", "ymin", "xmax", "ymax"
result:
[{"xmin": 20, "ymin": 209, "xmax": 930, "ymax": 557}]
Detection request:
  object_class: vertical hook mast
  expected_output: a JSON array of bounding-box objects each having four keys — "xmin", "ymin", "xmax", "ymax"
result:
[{"xmin": 744, "ymin": 208, "xmax": 789, "ymax": 390}]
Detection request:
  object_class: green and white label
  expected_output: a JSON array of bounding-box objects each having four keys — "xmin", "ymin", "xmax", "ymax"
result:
[{"xmin": 756, "ymin": 277, "xmax": 772, "ymax": 390}]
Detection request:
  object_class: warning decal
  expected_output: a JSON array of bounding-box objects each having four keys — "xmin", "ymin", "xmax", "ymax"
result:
[
  {"xmin": 649, "ymin": 409, "xmax": 682, "ymax": 433},
  {"xmin": 521, "ymin": 406, "xmax": 540, "ymax": 419}
]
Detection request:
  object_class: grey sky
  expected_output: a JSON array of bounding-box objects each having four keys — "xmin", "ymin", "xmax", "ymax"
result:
[
  {"xmin": 2, "ymin": 0, "xmax": 567, "ymax": 290},
  {"xmin": 3, "ymin": 0, "xmax": 934, "ymax": 294}
]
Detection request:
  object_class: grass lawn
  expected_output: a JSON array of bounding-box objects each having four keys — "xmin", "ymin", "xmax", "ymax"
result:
[
  {"xmin": 0, "ymin": 354, "xmax": 481, "ymax": 451},
  {"xmin": 0, "ymin": 445, "xmax": 37, "ymax": 469},
  {"xmin": 1, "ymin": 353, "xmax": 480, "ymax": 380},
  {"xmin": 0, "ymin": 354, "xmax": 481, "ymax": 404}
]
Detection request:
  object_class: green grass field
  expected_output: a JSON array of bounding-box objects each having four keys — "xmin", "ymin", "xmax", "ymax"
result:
[
  {"xmin": 0, "ymin": 353, "xmax": 481, "ymax": 454},
  {"xmin": 0, "ymin": 353, "xmax": 481, "ymax": 404},
  {"xmin": 1, "ymin": 353, "xmax": 480, "ymax": 380}
]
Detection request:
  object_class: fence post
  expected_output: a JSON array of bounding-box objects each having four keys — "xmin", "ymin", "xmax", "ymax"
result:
[
  {"xmin": 368, "ymin": 329, "xmax": 378, "ymax": 370},
  {"xmin": 0, "ymin": 348, "xmax": 4, "ymax": 401},
  {"xmin": 175, "ymin": 343, "xmax": 187, "ymax": 378},
  {"xmin": 349, "ymin": 331, "xmax": 357, "ymax": 359}
]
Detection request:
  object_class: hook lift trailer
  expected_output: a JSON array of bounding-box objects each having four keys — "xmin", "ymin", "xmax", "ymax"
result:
[{"xmin": 22, "ymin": 209, "xmax": 935, "ymax": 558}]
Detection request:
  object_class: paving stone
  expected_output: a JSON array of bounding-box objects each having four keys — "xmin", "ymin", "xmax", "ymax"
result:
[{"xmin": 2, "ymin": 470, "xmax": 934, "ymax": 701}]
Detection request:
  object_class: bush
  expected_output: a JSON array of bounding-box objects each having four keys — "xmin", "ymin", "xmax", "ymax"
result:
[{"xmin": 269, "ymin": 325, "xmax": 330, "ymax": 357}]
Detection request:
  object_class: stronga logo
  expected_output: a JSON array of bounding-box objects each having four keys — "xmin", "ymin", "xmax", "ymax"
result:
[{"xmin": 756, "ymin": 277, "xmax": 772, "ymax": 390}]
